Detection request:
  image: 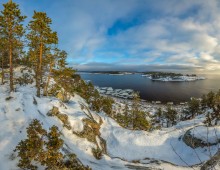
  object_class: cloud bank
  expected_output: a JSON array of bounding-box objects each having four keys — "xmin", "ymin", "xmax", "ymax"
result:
[{"xmin": 1, "ymin": 0, "xmax": 220, "ymax": 73}]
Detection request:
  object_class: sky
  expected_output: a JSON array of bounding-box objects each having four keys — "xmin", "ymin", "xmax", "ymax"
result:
[{"xmin": 1, "ymin": 0, "xmax": 220, "ymax": 74}]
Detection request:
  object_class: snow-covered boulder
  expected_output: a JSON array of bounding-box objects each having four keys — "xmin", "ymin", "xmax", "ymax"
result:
[
  {"xmin": 183, "ymin": 126, "xmax": 220, "ymax": 148},
  {"xmin": 107, "ymin": 87, "xmax": 113, "ymax": 91},
  {"xmin": 99, "ymin": 90, "xmax": 106, "ymax": 94},
  {"xmin": 115, "ymin": 89, "xmax": 122, "ymax": 93}
]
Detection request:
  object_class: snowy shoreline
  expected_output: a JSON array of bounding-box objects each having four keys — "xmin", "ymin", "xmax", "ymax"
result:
[
  {"xmin": 108, "ymin": 94, "xmax": 187, "ymax": 116},
  {"xmin": 95, "ymin": 86, "xmax": 134, "ymax": 99},
  {"xmin": 94, "ymin": 86, "xmax": 189, "ymax": 105}
]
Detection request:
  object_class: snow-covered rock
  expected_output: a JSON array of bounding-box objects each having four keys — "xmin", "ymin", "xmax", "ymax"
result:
[
  {"xmin": 183, "ymin": 126, "xmax": 220, "ymax": 148},
  {"xmin": 95, "ymin": 87, "xmax": 134, "ymax": 99}
]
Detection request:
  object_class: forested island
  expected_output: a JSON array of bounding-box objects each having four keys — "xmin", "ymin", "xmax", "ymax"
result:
[
  {"xmin": 79, "ymin": 71, "xmax": 134, "ymax": 75},
  {"xmin": 79, "ymin": 71, "xmax": 206, "ymax": 82},
  {"xmin": 142, "ymin": 72, "xmax": 205, "ymax": 82}
]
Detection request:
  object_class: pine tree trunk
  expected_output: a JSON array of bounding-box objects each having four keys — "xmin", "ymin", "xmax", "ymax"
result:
[
  {"xmin": 36, "ymin": 54, "xmax": 40, "ymax": 97},
  {"xmin": 36, "ymin": 69, "xmax": 40, "ymax": 97},
  {"xmin": 39, "ymin": 42, "xmax": 43, "ymax": 81},
  {"xmin": 37, "ymin": 41, "xmax": 43, "ymax": 97},
  {"xmin": 43, "ymin": 62, "xmax": 52, "ymax": 96},
  {"xmin": 8, "ymin": 15, "xmax": 13, "ymax": 92},
  {"xmin": 9, "ymin": 41, "xmax": 13, "ymax": 92},
  {"xmin": 1, "ymin": 55, "xmax": 4, "ymax": 84},
  {"xmin": 36, "ymin": 61, "xmax": 40, "ymax": 97}
]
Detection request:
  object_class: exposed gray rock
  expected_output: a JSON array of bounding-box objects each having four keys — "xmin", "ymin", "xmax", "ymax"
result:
[
  {"xmin": 126, "ymin": 164, "xmax": 161, "ymax": 170},
  {"xmin": 201, "ymin": 150, "xmax": 220, "ymax": 170},
  {"xmin": 183, "ymin": 126, "xmax": 220, "ymax": 149}
]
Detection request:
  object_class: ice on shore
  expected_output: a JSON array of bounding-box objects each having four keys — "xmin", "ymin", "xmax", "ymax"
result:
[{"xmin": 96, "ymin": 86, "xmax": 134, "ymax": 99}]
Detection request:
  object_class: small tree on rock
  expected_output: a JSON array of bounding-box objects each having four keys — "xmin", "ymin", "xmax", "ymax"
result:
[
  {"xmin": 184, "ymin": 98, "xmax": 201, "ymax": 119},
  {"xmin": 204, "ymin": 90, "xmax": 220, "ymax": 126},
  {"xmin": 131, "ymin": 92, "xmax": 151, "ymax": 130},
  {"xmin": 164, "ymin": 106, "xmax": 177, "ymax": 127},
  {"xmin": 15, "ymin": 119, "xmax": 90, "ymax": 169},
  {"xmin": 14, "ymin": 119, "xmax": 47, "ymax": 169}
]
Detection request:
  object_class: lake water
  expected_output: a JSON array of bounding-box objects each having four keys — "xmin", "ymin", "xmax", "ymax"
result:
[{"xmin": 79, "ymin": 73, "xmax": 220, "ymax": 103}]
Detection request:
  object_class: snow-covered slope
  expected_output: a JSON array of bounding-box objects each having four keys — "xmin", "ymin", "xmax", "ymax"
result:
[
  {"xmin": 0, "ymin": 68, "xmax": 219, "ymax": 170},
  {"xmin": 101, "ymin": 116, "xmax": 218, "ymax": 166}
]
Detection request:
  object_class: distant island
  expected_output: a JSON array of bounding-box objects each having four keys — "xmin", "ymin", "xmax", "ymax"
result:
[
  {"xmin": 142, "ymin": 72, "xmax": 206, "ymax": 82},
  {"xmin": 79, "ymin": 71, "xmax": 205, "ymax": 81},
  {"xmin": 78, "ymin": 71, "xmax": 134, "ymax": 75}
]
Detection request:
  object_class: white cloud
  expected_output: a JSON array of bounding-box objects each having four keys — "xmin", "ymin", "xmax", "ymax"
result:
[
  {"xmin": 6, "ymin": 0, "xmax": 220, "ymax": 73},
  {"xmin": 201, "ymin": 53, "xmax": 218, "ymax": 62}
]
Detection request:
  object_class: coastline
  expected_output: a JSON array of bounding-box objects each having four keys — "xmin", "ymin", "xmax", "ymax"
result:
[
  {"xmin": 101, "ymin": 94, "xmax": 187, "ymax": 116},
  {"xmin": 95, "ymin": 86, "xmax": 190, "ymax": 105},
  {"xmin": 79, "ymin": 71, "xmax": 206, "ymax": 82},
  {"xmin": 79, "ymin": 73, "xmax": 220, "ymax": 103}
]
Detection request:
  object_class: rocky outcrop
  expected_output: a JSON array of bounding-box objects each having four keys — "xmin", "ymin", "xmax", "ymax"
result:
[
  {"xmin": 47, "ymin": 106, "xmax": 71, "ymax": 130},
  {"xmin": 56, "ymin": 91, "xmax": 71, "ymax": 103},
  {"xmin": 201, "ymin": 150, "xmax": 220, "ymax": 170},
  {"xmin": 183, "ymin": 126, "xmax": 220, "ymax": 149},
  {"xmin": 74, "ymin": 106, "xmax": 107, "ymax": 160},
  {"xmin": 183, "ymin": 129, "xmax": 207, "ymax": 149},
  {"xmin": 73, "ymin": 117, "xmax": 107, "ymax": 159}
]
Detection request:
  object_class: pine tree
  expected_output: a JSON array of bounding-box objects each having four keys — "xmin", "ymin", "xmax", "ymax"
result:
[
  {"xmin": 213, "ymin": 90, "xmax": 220, "ymax": 125},
  {"xmin": 123, "ymin": 102, "xmax": 130, "ymax": 127},
  {"xmin": 130, "ymin": 92, "xmax": 151, "ymax": 130},
  {"xmin": 15, "ymin": 120, "xmax": 63, "ymax": 169},
  {"xmin": 152, "ymin": 108, "xmax": 164, "ymax": 127},
  {"xmin": 53, "ymin": 67, "xmax": 76, "ymax": 102},
  {"xmin": 133, "ymin": 110, "xmax": 151, "ymax": 130},
  {"xmin": 131, "ymin": 92, "xmax": 140, "ymax": 129},
  {"xmin": 57, "ymin": 50, "xmax": 68, "ymax": 69},
  {"xmin": 27, "ymin": 11, "xmax": 58, "ymax": 97},
  {"xmin": 15, "ymin": 119, "xmax": 90, "ymax": 169},
  {"xmin": 164, "ymin": 106, "xmax": 177, "ymax": 127},
  {"xmin": 206, "ymin": 91, "xmax": 215, "ymax": 108},
  {"xmin": 14, "ymin": 119, "xmax": 47, "ymax": 169},
  {"xmin": 0, "ymin": 0, "xmax": 26, "ymax": 91},
  {"xmin": 201, "ymin": 94, "xmax": 207, "ymax": 110},
  {"xmin": 44, "ymin": 126, "xmax": 64, "ymax": 169},
  {"xmin": 43, "ymin": 48, "xmax": 68, "ymax": 96},
  {"xmin": 185, "ymin": 97, "xmax": 201, "ymax": 119},
  {"xmin": 0, "ymin": 38, "xmax": 7, "ymax": 84},
  {"xmin": 0, "ymin": 24, "xmax": 4, "ymax": 84},
  {"xmin": 204, "ymin": 90, "xmax": 220, "ymax": 126}
]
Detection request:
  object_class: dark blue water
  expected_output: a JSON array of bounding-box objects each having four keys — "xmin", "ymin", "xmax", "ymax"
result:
[{"xmin": 79, "ymin": 73, "xmax": 220, "ymax": 103}]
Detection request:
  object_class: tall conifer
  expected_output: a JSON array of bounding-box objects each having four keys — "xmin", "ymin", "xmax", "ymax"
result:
[
  {"xmin": 0, "ymin": 0, "xmax": 26, "ymax": 91},
  {"xmin": 27, "ymin": 11, "xmax": 58, "ymax": 97}
]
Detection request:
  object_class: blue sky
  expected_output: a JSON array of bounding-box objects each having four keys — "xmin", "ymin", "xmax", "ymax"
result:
[{"xmin": 1, "ymin": 0, "xmax": 220, "ymax": 73}]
